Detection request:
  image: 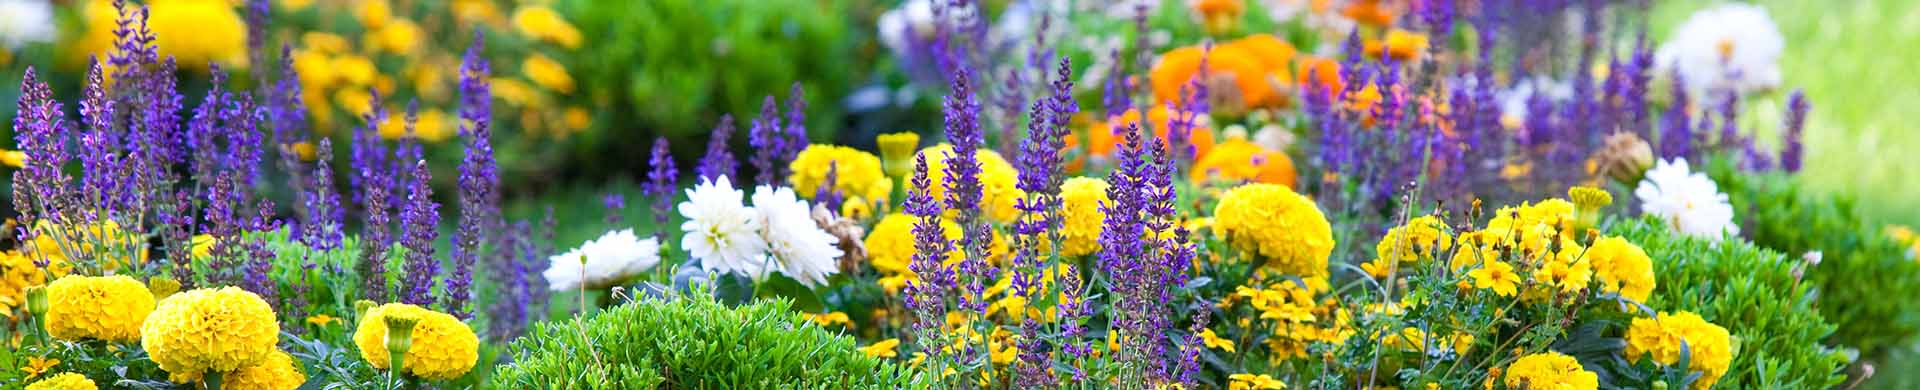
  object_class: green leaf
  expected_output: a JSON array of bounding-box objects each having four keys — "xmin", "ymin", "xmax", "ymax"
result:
[{"xmin": 758, "ymin": 274, "xmax": 825, "ymax": 314}]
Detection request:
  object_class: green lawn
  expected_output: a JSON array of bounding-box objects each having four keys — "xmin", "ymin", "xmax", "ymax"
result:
[{"xmin": 1650, "ymin": 0, "xmax": 1920, "ymax": 228}]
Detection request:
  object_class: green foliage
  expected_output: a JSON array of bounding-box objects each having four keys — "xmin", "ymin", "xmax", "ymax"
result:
[
  {"xmin": 1606, "ymin": 217, "xmax": 1850, "ymax": 389},
  {"xmin": 1711, "ymin": 165, "xmax": 1920, "ymax": 357},
  {"xmin": 491, "ymin": 289, "xmax": 920, "ymax": 388}
]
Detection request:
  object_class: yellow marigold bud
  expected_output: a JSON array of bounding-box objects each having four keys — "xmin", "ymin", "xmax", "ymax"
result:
[
  {"xmin": 142, "ymin": 287, "xmax": 280, "ymax": 383},
  {"xmin": 224, "ymin": 350, "xmax": 306, "ymax": 390},
  {"xmin": 1213, "ymin": 183, "xmax": 1334, "ymax": 276},
  {"xmin": 24, "ymin": 372, "xmax": 95, "ymax": 390},
  {"xmin": 354, "ymin": 303, "xmax": 479, "ymax": 380},
  {"xmin": 876, "ymin": 132, "xmax": 921, "ymax": 180},
  {"xmin": 44, "ymin": 275, "xmax": 155, "ymax": 342}
]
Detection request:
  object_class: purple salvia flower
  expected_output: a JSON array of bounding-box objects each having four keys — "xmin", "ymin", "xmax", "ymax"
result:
[
  {"xmin": 1659, "ymin": 71, "xmax": 1693, "ymax": 159},
  {"xmin": 244, "ymin": 199, "xmax": 281, "ymax": 313},
  {"xmin": 1340, "ymin": 29, "xmax": 1365, "ymax": 96},
  {"xmin": 270, "ymin": 44, "xmax": 311, "ymax": 199},
  {"xmin": 602, "ymin": 193, "xmax": 625, "ymax": 226},
  {"xmin": 1099, "ymin": 124, "xmax": 1155, "ymax": 380},
  {"xmin": 245, "ymin": 0, "xmax": 269, "ymax": 88},
  {"xmin": 1418, "ymin": 0, "xmax": 1456, "ymax": 38},
  {"xmin": 902, "ymin": 154, "xmax": 956, "ymax": 374},
  {"xmin": 698, "ymin": 115, "xmax": 738, "ymax": 181},
  {"xmin": 349, "ymin": 90, "xmax": 388, "ymax": 209},
  {"xmin": 301, "ymin": 138, "xmax": 344, "ymax": 251},
  {"xmin": 203, "ymin": 173, "xmax": 246, "ymax": 287},
  {"xmin": 1622, "ymin": 35, "xmax": 1655, "ymax": 137},
  {"xmin": 11, "ymin": 68, "xmax": 71, "ymax": 254},
  {"xmin": 997, "ymin": 66, "xmax": 1027, "ymax": 156},
  {"xmin": 1780, "ymin": 89, "xmax": 1809, "ymax": 172},
  {"xmin": 400, "ymin": 160, "xmax": 442, "ymax": 307},
  {"xmin": 785, "ymin": 82, "xmax": 809, "ymax": 160},
  {"xmin": 1102, "ymin": 49, "xmax": 1132, "ymax": 118},
  {"xmin": 358, "ymin": 153, "xmax": 395, "ymax": 302},
  {"xmin": 107, "ymin": 0, "xmax": 157, "ymax": 82},
  {"xmin": 1716, "ymin": 91, "xmax": 1740, "ymax": 149},
  {"xmin": 77, "ymin": 58, "xmax": 125, "ymax": 217},
  {"xmin": 447, "ymin": 35, "xmax": 498, "ymax": 318},
  {"xmin": 941, "ymin": 72, "xmax": 988, "ymax": 247},
  {"xmin": 749, "ymin": 95, "xmax": 783, "ymax": 186},
  {"xmin": 158, "ymin": 191, "xmax": 195, "ymax": 286},
  {"xmin": 816, "ymin": 161, "xmax": 844, "ymax": 212},
  {"xmin": 644, "ymin": 136, "xmax": 678, "ymax": 241}
]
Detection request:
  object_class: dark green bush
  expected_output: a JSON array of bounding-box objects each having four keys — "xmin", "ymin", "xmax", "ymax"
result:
[
  {"xmin": 1711, "ymin": 163, "xmax": 1920, "ymax": 356},
  {"xmin": 1608, "ymin": 217, "xmax": 1849, "ymax": 389},
  {"xmin": 491, "ymin": 290, "xmax": 919, "ymax": 389}
]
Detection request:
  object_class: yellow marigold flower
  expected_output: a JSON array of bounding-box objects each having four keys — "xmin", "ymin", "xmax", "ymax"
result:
[
  {"xmin": 1359, "ymin": 258, "xmax": 1396, "ymax": 279},
  {"xmin": 376, "ymin": 109, "xmax": 455, "ymax": 143},
  {"xmin": 1584, "ymin": 236, "xmax": 1656, "ymax": 302},
  {"xmin": 1, "ymin": 149, "xmax": 28, "ymax": 168},
  {"xmin": 1199, "ymin": 328, "xmax": 1236, "ymax": 353},
  {"xmin": 490, "ymin": 77, "xmax": 542, "ymax": 107},
  {"xmin": 24, "ymin": 372, "xmax": 95, "ymax": 390},
  {"xmin": 2, "ymin": 250, "xmax": 66, "ymax": 316},
  {"xmin": 1539, "ymin": 245, "xmax": 1595, "ymax": 293},
  {"xmin": 1151, "ymin": 43, "xmax": 1277, "ymax": 110},
  {"xmin": 1213, "ymin": 183, "xmax": 1334, "ymax": 276},
  {"xmin": 511, "ymin": 6, "xmax": 583, "ymax": 49},
  {"xmin": 73, "ymin": 0, "xmax": 249, "ymax": 70},
  {"xmin": 307, "ymin": 314, "xmax": 340, "ymax": 327},
  {"xmin": 1057, "ymin": 177, "xmax": 1111, "ymax": 257},
  {"xmin": 336, "ymin": 57, "xmax": 379, "ymax": 89},
  {"xmin": 861, "ymin": 214, "xmax": 1011, "ymax": 284},
  {"xmin": 1374, "ymin": 215, "xmax": 1452, "ymax": 263},
  {"xmin": 354, "ymin": 303, "xmax": 479, "ymax": 380},
  {"xmin": 521, "ymin": 54, "xmax": 574, "ymax": 94},
  {"xmin": 804, "ymin": 311, "xmax": 852, "ymax": 328},
  {"xmin": 141, "ymin": 287, "xmax": 279, "ymax": 383},
  {"xmin": 790, "ymin": 145, "xmax": 893, "ymax": 204},
  {"xmin": 563, "ymin": 106, "xmax": 592, "ymax": 131},
  {"xmin": 876, "ymin": 132, "xmax": 922, "ymax": 180},
  {"xmin": 1625, "ymin": 312, "xmax": 1734, "ymax": 390},
  {"xmin": 1468, "ymin": 261, "xmax": 1520, "ymax": 297},
  {"xmin": 915, "ymin": 144, "xmax": 1026, "ymax": 223},
  {"xmin": 369, "ymin": 19, "xmax": 422, "ymax": 54},
  {"xmin": 1227, "ymin": 373, "xmax": 1286, "ymax": 389},
  {"xmin": 1364, "ymin": 30, "xmax": 1430, "ymax": 62},
  {"xmin": 1503, "ymin": 351, "xmax": 1599, "ymax": 390},
  {"xmin": 1191, "ymin": 135, "xmax": 1297, "ymax": 189},
  {"xmin": 859, "ymin": 338, "xmax": 900, "ymax": 359},
  {"xmin": 21, "ymin": 356, "xmax": 59, "ymax": 379},
  {"xmin": 357, "ymin": 0, "xmax": 392, "ymax": 29},
  {"xmin": 44, "ymin": 275, "xmax": 154, "ymax": 342},
  {"xmin": 224, "ymin": 350, "xmax": 306, "ymax": 390}
]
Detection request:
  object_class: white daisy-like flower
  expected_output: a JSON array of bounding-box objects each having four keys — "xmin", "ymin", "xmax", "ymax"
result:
[
  {"xmin": 680, "ymin": 176, "xmax": 768, "ymax": 277},
  {"xmin": 1635, "ymin": 158, "xmax": 1740, "ymax": 241},
  {"xmin": 0, "ymin": 0, "xmax": 54, "ymax": 50},
  {"xmin": 1654, "ymin": 3, "xmax": 1784, "ymax": 97},
  {"xmin": 751, "ymin": 185, "xmax": 844, "ymax": 287},
  {"xmin": 543, "ymin": 229, "xmax": 661, "ymax": 291}
]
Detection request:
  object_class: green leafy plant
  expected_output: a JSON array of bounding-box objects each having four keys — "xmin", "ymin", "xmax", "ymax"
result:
[
  {"xmin": 1607, "ymin": 216, "xmax": 1850, "ymax": 389},
  {"xmin": 1711, "ymin": 164, "xmax": 1920, "ymax": 357},
  {"xmin": 491, "ymin": 287, "xmax": 920, "ymax": 388}
]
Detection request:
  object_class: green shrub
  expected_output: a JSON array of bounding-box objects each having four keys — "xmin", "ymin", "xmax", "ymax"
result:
[
  {"xmin": 491, "ymin": 290, "xmax": 919, "ymax": 389},
  {"xmin": 1711, "ymin": 165, "xmax": 1920, "ymax": 356},
  {"xmin": 1607, "ymin": 217, "xmax": 1849, "ymax": 389}
]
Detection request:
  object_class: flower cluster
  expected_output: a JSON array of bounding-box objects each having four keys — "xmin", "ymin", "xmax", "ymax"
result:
[
  {"xmin": 353, "ymin": 303, "xmax": 480, "ymax": 380},
  {"xmin": 141, "ymin": 287, "xmax": 280, "ymax": 383},
  {"xmin": 679, "ymin": 175, "xmax": 845, "ymax": 286}
]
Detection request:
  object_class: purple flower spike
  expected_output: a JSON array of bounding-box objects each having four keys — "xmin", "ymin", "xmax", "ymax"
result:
[
  {"xmin": 1781, "ymin": 89, "xmax": 1809, "ymax": 172},
  {"xmin": 645, "ymin": 137, "xmax": 678, "ymax": 241},
  {"xmin": 749, "ymin": 95, "xmax": 784, "ymax": 186},
  {"xmin": 448, "ymin": 34, "xmax": 499, "ymax": 318},
  {"xmin": 301, "ymin": 138, "xmax": 344, "ymax": 252},
  {"xmin": 785, "ymin": 82, "xmax": 810, "ymax": 160},
  {"xmin": 698, "ymin": 115, "xmax": 737, "ymax": 181},
  {"xmin": 400, "ymin": 160, "xmax": 442, "ymax": 307},
  {"xmin": 602, "ymin": 193, "xmax": 625, "ymax": 226}
]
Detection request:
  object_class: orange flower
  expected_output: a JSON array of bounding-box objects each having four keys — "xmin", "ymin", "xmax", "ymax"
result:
[
  {"xmin": 1295, "ymin": 56, "xmax": 1343, "ymax": 94},
  {"xmin": 1342, "ymin": 0, "xmax": 1396, "ymax": 27},
  {"xmin": 1069, "ymin": 108, "xmax": 1218, "ymax": 171},
  {"xmin": 1191, "ymin": 135, "xmax": 1297, "ymax": 188},
  {"xmin": 1365, "ymin": 30, "xmax": 1430, "ymax": 62},
  {"xmin": 1190, "ymin": 0, "xmax": 1245, "ymax": 35},
  {"xmin": 1151, "ymin": 45, "xmax": 1275, "ymax": 111}
]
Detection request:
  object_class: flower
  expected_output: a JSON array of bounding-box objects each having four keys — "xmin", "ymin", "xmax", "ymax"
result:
[
  {"xmin": 141, "ymin": 287, "xmax": 280, "ymax": 383},
  {"xmin": 369, "ymin": 19, "xmax": 422, "ymax": 54},
  {"xmin": 307, "ymin": 314, "xmax": 340, "ymax": 327},
  {"xmin": 790, "ymin": 145, "xmax": 893, "ymax": 204},
  {"xmin": 1228, "ymin": 373, "xmax": 1287, "ymax": 389},
  {"xmin": 1057, "ymin": 177, "xmax": 1111, "ymax": 257},
  {"xmin": 354, "ymin": 303, "xmax": 480, "ymax": 380},
  {"xmin": 680, "ymin": 176, "xmax": 770, "ymax": 277},
  {"xmin": 521, "ymin": 54, "xmax": 573, "ymax": 94},
  {"xmin": 542, "ymin": 229, "xmax": 662, "ymax": 291},
  {"xmin": 1364, "ymin": 29, "xmax": 1429, "ymax": 62},
  {"xmin": 859, "ymin": 338, "xmax": 901, "ymax": 359},
  {"xmin": 1635, "ymin": 158, "xmax": 1740, "ymax": 241},
  {"xmin": 25, "ymin": 220, "xmax": 145, "ymax": 270},
  {"xmin": 72, "ymin": 0, "xmax": 249, "ymax": 70},
  {"xmin": 876, "ymin": 132, "xmax": 921, "ymax": 180},
  {"xmin": 752, "ymin": 185, "xmax": 844, "ymax": 287},
  {"xmin": 1655, "ymin": 3, "xmax": 1784, "ymax": 96},
  {"xmin": 1503, "ymin": 352, "xmax": 1599, "ymax": 390},
  {"xmin": 916, "ymin": 144, "xmax": 1026, "ymax": 223},
  {"xmin": 43, "ymin": 275, "xmax": 154, "ymax": 342},
  {"xmin": 357, "ymin": 0, "xmax": 392, "ymax": 29},
  {"xmin": 1538, "ymin": 247, "xmax": 1595, "ymax": 294},
  {"xmin": 511, "ymin": 6, "xmax": 582, "ymax": 49},
  {"xmin": 2, "ymin": 250, "xmax": 64, "ymax": 316},
  {"xmin": 1583, "ymin": 237, "xmax": 1657, "ymax": 302},
  {"xmin": 1076, "ymin": 107, "xmax": 1220, "ymax": 164},
  {"xmin": 20, "ymin": 356, "xmax": 58, "ymax": 379},
  {"xmin": 1199, "ymin": 328, "xmax": 1236, "ymax": 353},
  {"xmin": 0, "ymin": 0, "xmax": 55, "ymax": 49},
  {"xmin": 24, "ymin": 373, "xmax": 94, "ymax": 390},
  {"xmin": 1150, "ymin": 38, "xmax": 1285, "ymax": 110},
  {"xmin": 804, "ymin": 311, "xmax": 851, "ymax": 327},
  {"xmin": 224, "ymin": 350, "xmax": 306, "ymax": 390},
  {"xmin": 1190, "ymin": 0, "xmax": 1246, "ymax": 35},
  {"xmin": 1625, "ymin": 311, "xmax": 1736, "ymax": 390},
  {"xmin": 1213, "ymin": 183, "xmax": 1334, "ymax": 276},
  {"xmin": 864, "ymin": 213, "xmax": 920, "ymax": 276},
  {"xmin": 1374, "ymin": 215, "xmax": 1452, "ymax": 264},
  {"xmin": 1468, "ymin": 261, "xmax": 1520, "ymax": 297},
  {"xmin": 1191, "ymin": 135, "xmax": 1297, "ymax": 188}
]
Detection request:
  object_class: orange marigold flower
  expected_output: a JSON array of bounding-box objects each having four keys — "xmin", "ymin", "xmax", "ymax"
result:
[
  {"xmin": 1295, "ymin": 56, "xmax": 1344, "ymax": 94},
  {"xmin": 1365, "ymin": 30, "xmax": 1430, "ymax": 62},
  {"xmin": 1150, "ymin": 45, "xmax": 1275, "ymax": 111},
  {"xmin": 1342, "ymin": 0, "xmax": 1396, "ymax": 27},
  {"xmin": 1072, "ymin": 108, "xmax": 1218, "ymax": 166}
]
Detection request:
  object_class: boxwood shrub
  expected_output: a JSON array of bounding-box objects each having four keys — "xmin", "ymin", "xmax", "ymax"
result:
[
  {"xmin": 490, "ymin": 290, "xmax": 919, "ymax": 388},
  {"xmin": 1608, "ymin": 217, "xmax": 1850, "ymax": 389}
]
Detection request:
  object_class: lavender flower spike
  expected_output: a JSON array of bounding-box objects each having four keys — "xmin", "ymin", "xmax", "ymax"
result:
[
  {"xmin": 749, "ymin": 95, "xmax": 784, "ymax": 186},
  {"xmin": 1780, "ymin": 89, "xmax": 1809, "ymax": 172},
  {"xmin": 300, "ymin": 138, "xmax": 344, "ymax": 251},
  {"xmin": 784, "ymin": 82, "xmax": 809, "ymax": 161},
  {"xmin": 645, "ymin": 136, "xmax": 678, "ymax": 241},
  {"xmin": 446, "ymin": 34, "xmax": 498, "ymax": 318},
  {"xmin": 698, "ymin": 115, "xmax": 737, "ymax": 181},
  {"xmin": 400, "ymin": 160, "xmax": 442, "ymax": 307}
]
